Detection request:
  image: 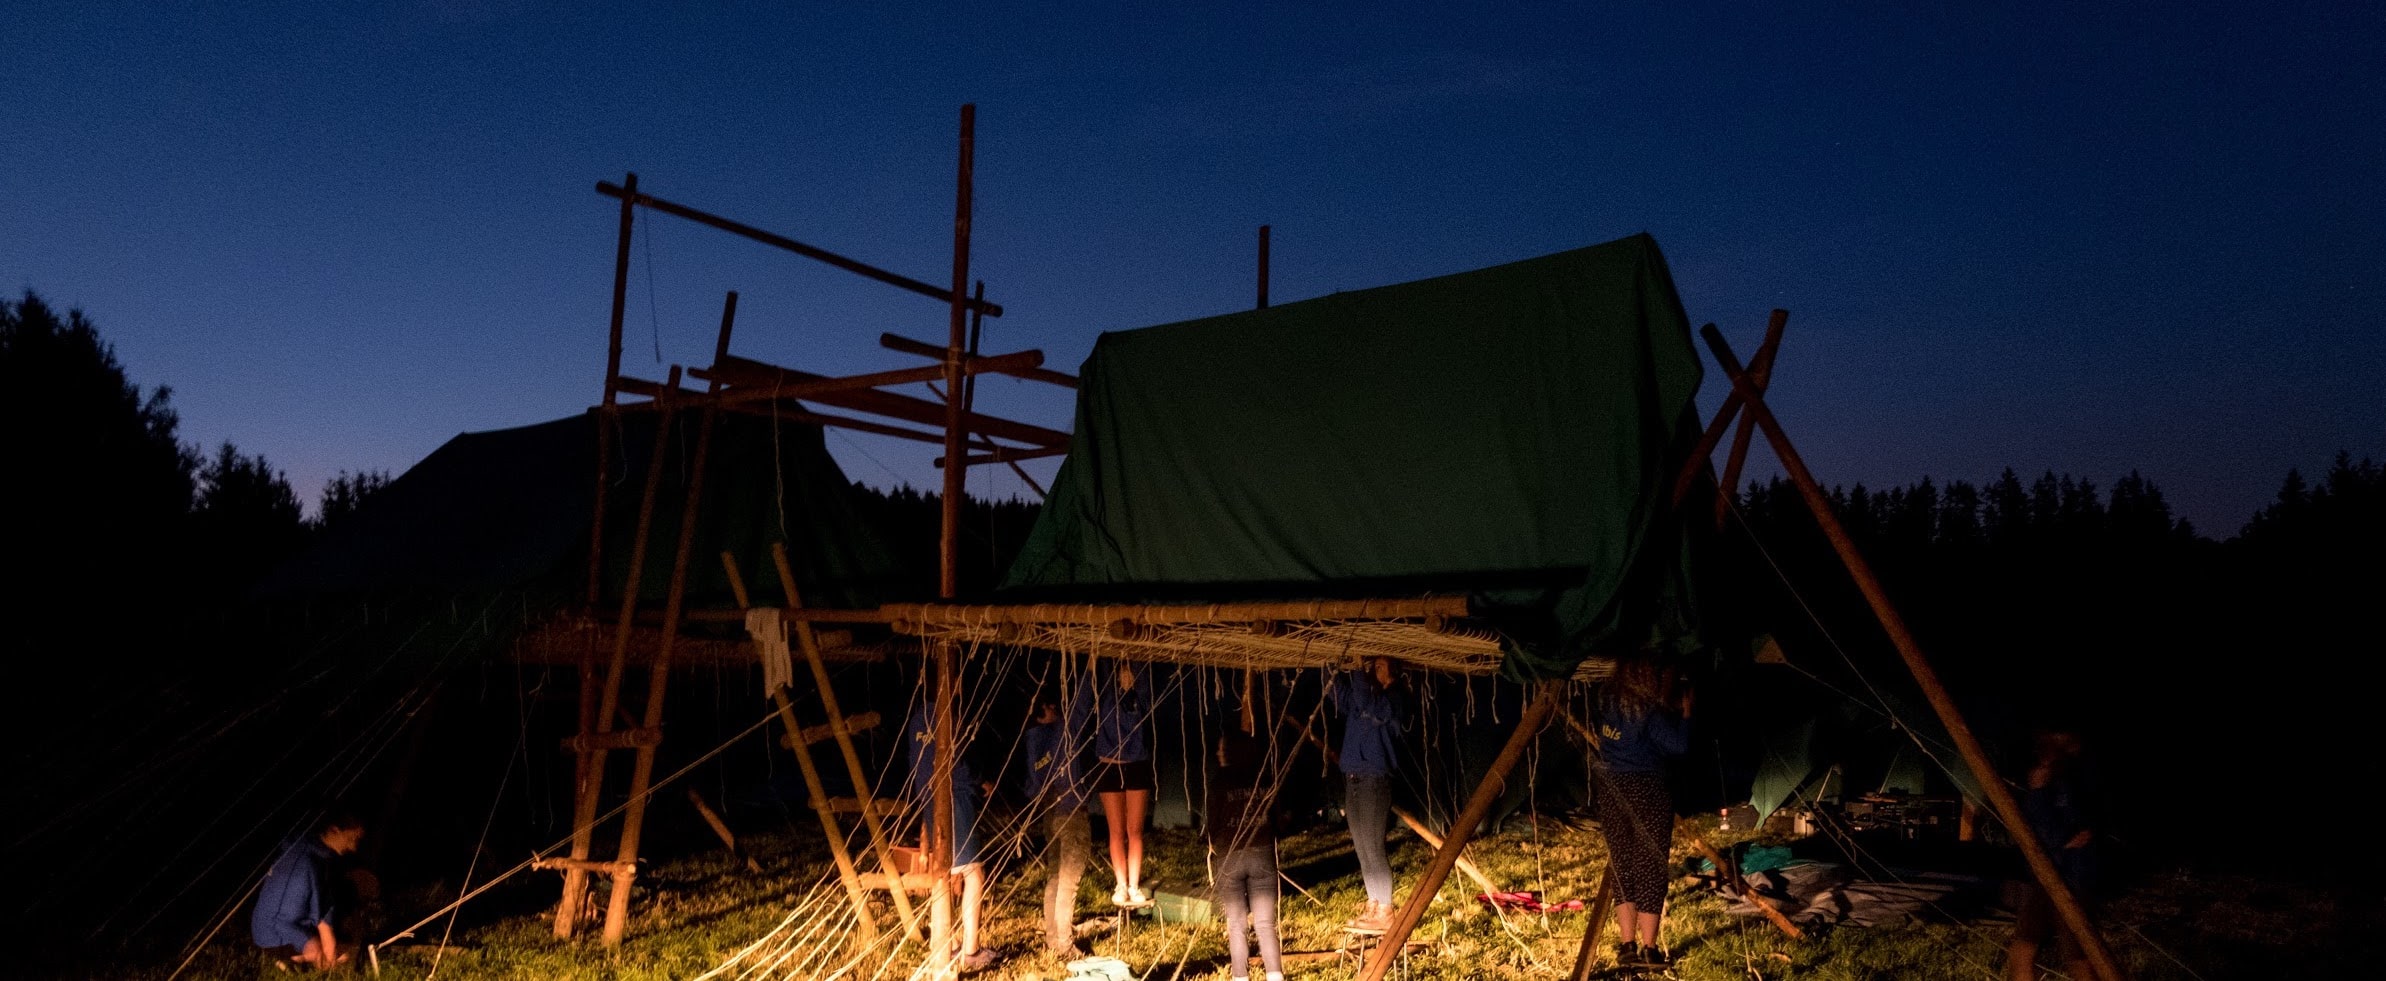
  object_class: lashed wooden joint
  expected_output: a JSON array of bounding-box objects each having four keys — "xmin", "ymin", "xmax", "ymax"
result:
[
  {"xmin": 824, "ymin": 796, "xmax": 905, "ymax": 816},
  {"xmin": 562, "ymin": 727, "xmax": 662, "ymax": 753},
  {"xmin": 778, "ymin": 710, "xmax": 882, "ymax": 749}
]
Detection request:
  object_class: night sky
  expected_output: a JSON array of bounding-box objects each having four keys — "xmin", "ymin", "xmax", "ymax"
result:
[{"xmin": 6, "ymin": 2, "xmax": 2380, "ymax": 534}]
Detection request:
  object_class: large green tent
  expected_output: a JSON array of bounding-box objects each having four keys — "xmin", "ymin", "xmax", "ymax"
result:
[{"xmin": 1001, "ymin": 233, "xmax": 1716, "ymax": 678}]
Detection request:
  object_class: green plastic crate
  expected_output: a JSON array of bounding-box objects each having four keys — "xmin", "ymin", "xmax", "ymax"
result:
[{"xmin": 1148, "ymin": 890, "xmax": 1213, "ymax": 925}]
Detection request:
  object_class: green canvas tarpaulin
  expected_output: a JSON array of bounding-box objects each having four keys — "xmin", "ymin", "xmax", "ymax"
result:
[
  {"xmin": 1002, "ymin": 233, "xmax": 1712, "ymax": 678},
  {"xmin": 260, "ymin": 410, "xmax": 912, "ymax": 609}
]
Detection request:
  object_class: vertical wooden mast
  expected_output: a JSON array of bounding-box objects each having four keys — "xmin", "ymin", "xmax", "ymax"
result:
[{"xmin": 927, "ymin": 101, "xmax": 976, "ymax": 979}]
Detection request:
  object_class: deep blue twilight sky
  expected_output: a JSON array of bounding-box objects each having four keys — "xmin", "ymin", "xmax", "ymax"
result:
[{"xmin": 5, "ymin": 2, "xmax": 2380, "ymax": 535}]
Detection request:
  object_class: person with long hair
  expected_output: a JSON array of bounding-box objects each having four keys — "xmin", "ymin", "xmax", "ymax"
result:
[
  {"xmin": 1590, "ymin": 657, "xmax": 1692, "ymax": 967},
  {"xmin": 1075, "ymin": 658, "xmax": 1154, "ymax": 906},
  {"xmin": 1207, "ymin": 725, "xmax": 1286, "ymax": 981}
]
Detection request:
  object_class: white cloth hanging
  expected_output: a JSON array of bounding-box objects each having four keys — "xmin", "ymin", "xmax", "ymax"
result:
[{"xmin": 745, "ymin": 606, "xmax": 792, "ymax": 698}]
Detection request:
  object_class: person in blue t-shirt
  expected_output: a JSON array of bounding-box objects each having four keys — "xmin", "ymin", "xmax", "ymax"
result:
[
  {"xmin": 251, "ymin": 811, "xmax": 365, "ymax": 970},
  {"xmin": 904, "ymin": 698, "xmax": 994, "ymax": 971},
  {"xmin": 1023, "ymin": 686, "xmax": 1092, "ymax": 956},
  {"xmin": 1073, "ymin": 659, "xmax": 1155, "ymax": 906},
  {"xmin": 1589, "ymin": 657, "xmax": 1692, "ymax": 967},
  {"xmin": 1330, "ymin": 656, "xmax": 1408, "ymax": 934}
]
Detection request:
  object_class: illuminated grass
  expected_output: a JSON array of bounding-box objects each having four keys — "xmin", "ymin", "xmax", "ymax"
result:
[{"xmin": 136, "ymin": 813, "xmax": 2335, "ymax": 979}]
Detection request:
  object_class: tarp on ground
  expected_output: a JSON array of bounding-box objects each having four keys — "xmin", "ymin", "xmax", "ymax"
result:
[
  {"xmin": 1001, "ymin": 233, "xmax": 1714, "ymax": 678},
  {"xmin": 258, "ymin": 409, "xmax": 913, "ymax": 609}
]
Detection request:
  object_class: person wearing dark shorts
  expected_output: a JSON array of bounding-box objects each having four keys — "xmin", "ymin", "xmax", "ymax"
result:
[
  {"xmin": 1090, "ymin": 757, "xmax": 1155, "ymax": 794},
  {"xmin": 1589, "ymin": 658, "xmax": 1691, "ymax": 967},
  {"xmin": 1075, "ymin": 659, "xmax": 1155, "ymax": 905}
]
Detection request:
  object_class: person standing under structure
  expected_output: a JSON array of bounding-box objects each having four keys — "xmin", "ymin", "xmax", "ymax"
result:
[
  {"xmin": 1207, "ymin": 725, "xmax": 1286, "ymax": 981},
  {"xmin": 1331, "ymin": 655, "xmax": 1408, "ymax": 935},
  {"xmin": 1589, "ymin": 657, "xmax": 1692, "ymax": 967},
  {"xmin": 904, "ymin": 697, "xmax": 995, "ymax": 972},
  {"xmin": 1024, "ymin": 686, "xmax": 1093, "ymax": 957},
  {"xmin": 1076, "ymin": 658, "xmax": 1154, "ymax": 907}
]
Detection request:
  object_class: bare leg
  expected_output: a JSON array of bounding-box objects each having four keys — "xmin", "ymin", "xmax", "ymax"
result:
[
  {"xmin": 1635, "ymin": 906, "xmax": 1663, "ymax": 947},
  {"xmin": 958, "ymin": 863, "xmax": 986, "ymax": 956},
  {"xmin": 1123, "ymin": 789, "xmax": 1150, "ymax": 895},
  {"xmin": 1100, "ymin": 790, "xmax": 1129, "ymax": 898},
  {"xmin": 1614, "ymin": 901, "xmax": 1638, "ymax": 950},
  {"xmin": 2006, "ymin": 939, "xmax": 2041, "ymax": 981}
]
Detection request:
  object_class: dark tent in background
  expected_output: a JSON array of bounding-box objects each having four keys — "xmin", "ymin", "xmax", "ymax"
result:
[{"xmin": 261, "ymin": 409, "xmax": 913, "ymax": 611}]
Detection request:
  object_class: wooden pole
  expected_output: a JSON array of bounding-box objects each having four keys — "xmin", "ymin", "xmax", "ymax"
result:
[
  {"xmin": 576, "ymin": 171, "xmax": 640, "ymax": 838},
  {"xmin": 1669, "ymin": 309, "xmax": 1784, "ymax": 508},
  {"xmin": 1698, "ymin": 324, "xmax": 2125, "ymax": 981},
  {"xmin": 685, "ymin": 786, "xmax": 761, "ymax": 874},
  {"xmin": 1390, "ymin": 807, "xmax": 1501, "ymax": 901},
  {"xmin": 924, "ymin": 101, "xmax": 977, "ymax": 980},
  {"xmin": 1257, "ymin": 224, "xmax": 1270, "ymax": 309},
  {"xmin": 555, "ymin": 363, "xmax": 679, "ymax": 939},
  {"xmin": 599, "ymin": 362, "xmax": 724, "ymax": 946},
  {"xmin": 771, "ymin": 543, "xmax": 923, "ymax": 940},
  {"xmin": 1357, "ymin": 681, "xmax": 1565, "ymax": 981},
  {"xmin": 1567, "ymin": 870, "xmax": 1614, "ymax": 981},
  {"xmin": 1713, "ymin": 309, "xmax": 1788, "ymax": 526},
  {"xmin": 597, "ymin": 295, "xmax": 739, "ymax": 945},
  {"xmin": 594, "ymin": 180, "xmax": 1001, "ymax": 318},
  {"xmin": 1686, "ymin": 835, "xmax": 1802, "ymax": 940},
  {"xmin": 601, "ymin": 172, "xmax": 638, "ymax": 412},
  {"xmin": 721, "ymin": 552, "xmax": 881, "ymax": 944}
]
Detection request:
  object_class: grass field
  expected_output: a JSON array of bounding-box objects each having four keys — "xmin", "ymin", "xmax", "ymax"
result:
[{"xmin": 137, "ymin": 811, "xmax": 2365, "ymax": 981}]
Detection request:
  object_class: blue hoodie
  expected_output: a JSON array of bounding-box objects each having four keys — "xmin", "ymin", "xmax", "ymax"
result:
[
  {"xmin": 1331, "ymin": 669, "xmax": 1406, "ymax": 777},
  {"xmin": 1592, "ymin": 693, "xmax": 1688, "ymax": 776}
]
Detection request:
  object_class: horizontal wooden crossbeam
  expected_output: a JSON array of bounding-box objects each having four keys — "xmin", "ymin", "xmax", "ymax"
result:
[
  {"xmin": 532, "ymin": 857, "xmax": 638, "ymax": 876},
  {"xmin": 703, "ymin": 355, "xmax": 1071, "ymax": 448},
  {"xmin": 596, "ymin": 181, "xmax": 1001, "ymax": 318},
  {"xmin": 826, "ymin": 797, "xmax": 905, "ymax": 817},
  {"xmin": 879, "ymin": 332, "xmax": 1079, "ymax": 389}
]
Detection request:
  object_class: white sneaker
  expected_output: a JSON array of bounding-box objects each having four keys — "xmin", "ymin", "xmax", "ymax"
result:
[
  {"xmin": 1127, "ymin": 886, "xmax": 1149, "ymax": 906},
  {"xmin": 1112, "ymin": 884, "xmax": 1129, "ymax": 906}
]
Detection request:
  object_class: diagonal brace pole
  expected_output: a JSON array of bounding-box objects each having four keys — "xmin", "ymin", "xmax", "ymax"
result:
[{"xmin": 1699, "ymin": 324, "xmax": 2126, "ymax": 981}]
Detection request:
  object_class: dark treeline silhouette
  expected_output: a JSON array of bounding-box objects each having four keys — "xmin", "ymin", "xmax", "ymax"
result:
[
  {"xmin": 1, "ymin": 291, "xmax": 393, "ymax": 619},
  {"xmin": 1722, "ymin": 459, "xmax": 2386, "ymax": 878}
]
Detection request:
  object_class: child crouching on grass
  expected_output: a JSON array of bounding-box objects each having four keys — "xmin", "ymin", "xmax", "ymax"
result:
[{"xmin": 1207, "ymin": 726, "xmax": 1285, "ymax": 981}]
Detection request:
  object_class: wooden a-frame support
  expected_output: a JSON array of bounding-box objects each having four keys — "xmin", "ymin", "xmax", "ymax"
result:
[
  {"xmin": 1363, "ymin": 311, "xmax": 2127, "ymax": 981},
  {"xmin": 1693, "ymin": 321, "xmax": 2128, "ymax": 981}
]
